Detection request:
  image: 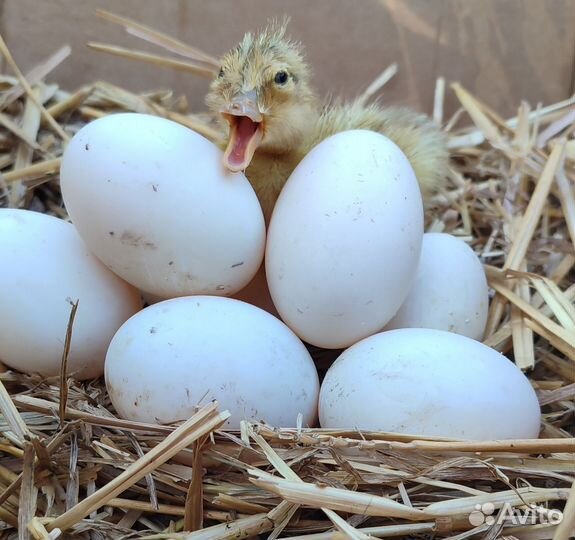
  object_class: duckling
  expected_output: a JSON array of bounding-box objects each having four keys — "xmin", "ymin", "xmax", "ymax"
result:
[{"xmin": 206, "ymin": 21, "xmax": 449, "ymax": 220}]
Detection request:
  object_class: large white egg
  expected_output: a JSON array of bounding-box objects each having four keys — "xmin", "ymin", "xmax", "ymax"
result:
[
  {"xmin": 105, "ymin": 296, "xmax": 319, "ymax": 427},
  {"xmin": 319, "ymin": 328, "xmax": 540, "ymax": 439},
  {"xmin": 60, "ymin": 113, "xmax": 265, "ymax": 299},
  {"xmin": 0, "ymin": 209, "xmax": 142, "ymax": 379},
  {"xmin": 386, "ymin": 233, "xmax": 489, "ymax": 340},
  {"xmin": 266, "ymin": 130, "xmax": 423, "ymax": 349}
]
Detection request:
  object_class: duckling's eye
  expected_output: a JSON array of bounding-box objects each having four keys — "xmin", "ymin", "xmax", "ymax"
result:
[
  {"xmin": 218, "ymin": 68, "xmax": 224, "ymax": 78},
  {"xmin": 274, "ymin": 70, "xmax": 289, "ymax": 85}
]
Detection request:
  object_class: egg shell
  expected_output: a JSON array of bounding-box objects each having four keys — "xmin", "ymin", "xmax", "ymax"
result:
[
  {"xmin": 60, "ymin": 113, "xmax": 265, "ymax": 299},
  {"xmin": 0, "ymin": 209, "xmax": 142, "ymax": 379},
  {"xmin": 319, "ymin": 328, "xmax": 541, "ymax": 440},
  {"xmin": 105, "ymin": 296, "xmax": 319, "ymax": 427},
  {"xmin": 386, "ymin": 233, "xmax": 489, "ymax": 340},
  {"xmin": 266, "ymin": 129, "xmax": 424, "ymax": 349}
]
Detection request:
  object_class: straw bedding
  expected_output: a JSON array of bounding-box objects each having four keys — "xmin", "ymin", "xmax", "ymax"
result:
[{"xmin": 0, "ymin": 10, "xmax": 573, "ymax": 540}]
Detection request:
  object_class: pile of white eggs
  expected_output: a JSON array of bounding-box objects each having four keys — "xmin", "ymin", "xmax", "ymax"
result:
[{"xmin": 0, "ymin": 113, "xmax": 541, "ymax": 439}]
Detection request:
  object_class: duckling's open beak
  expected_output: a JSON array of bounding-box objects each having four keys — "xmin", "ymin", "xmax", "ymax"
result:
[{"xmin": 220, "ymin": 90, "xmax": 263, "ymax": 172}]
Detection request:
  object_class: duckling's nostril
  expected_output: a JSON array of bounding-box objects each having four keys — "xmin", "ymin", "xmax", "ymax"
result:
[{"xmin": 223, "ymin": 92, "xmax": 263, "ymax": 122}]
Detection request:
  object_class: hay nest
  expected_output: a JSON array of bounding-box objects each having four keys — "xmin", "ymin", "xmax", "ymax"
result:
[{"xmin": 0, "ymin": 11, "xmax": 573, "ymax": 540}]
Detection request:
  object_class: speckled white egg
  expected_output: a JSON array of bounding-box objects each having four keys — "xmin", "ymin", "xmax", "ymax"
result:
[
  {"xmin": 266, "ymin": 130, "xmax": 423, "ymax": 349},
  {"xmin": 386, "ymin": 233, "xmax": 489, "ymax": 340},
  {"xmin": 0, "ymin": 209, "xmax": 142, "ymax": 379},
  {"xmin": 60, "ymin": 113, "xmax": 265, "ymax": 299},
  {"xmin": 319, "ymin": 328, "xmax": 541, "ymax": 439},
  {"xmin": 105, "ymin": 296, "xmax": 319, "ymax": 427}
]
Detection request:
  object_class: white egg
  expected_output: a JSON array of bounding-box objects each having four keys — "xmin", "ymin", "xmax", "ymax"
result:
[
  {"xmin": 319, "ymin": 328, "xmax": 540, "ymax": 439},
  {"xmin": 386, "ymin": 233, "xmax": 489, "ymax": 340},
  {"xmin": 266, "ymin": 130, "xmax": 423, "ymax": 349},
  {"xmin": 105, "ymin": 296, "xmax": 319, "ymax": 427},
  {"xmin": 60, "ymin": 113, "xmax": 265, "ymax": 299},
  {"xmin": 0, "ymin": 209, "xmax": 142, "ymax": 379}
]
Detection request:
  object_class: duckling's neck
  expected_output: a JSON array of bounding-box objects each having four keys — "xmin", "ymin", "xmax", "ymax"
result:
[
  {"xmin": 245, "ymin": 103, "xmax": 320, "ymax": 222},
  {"xmin": 246, "ymin": 147, "xmax": 306, "ymax": 223}
]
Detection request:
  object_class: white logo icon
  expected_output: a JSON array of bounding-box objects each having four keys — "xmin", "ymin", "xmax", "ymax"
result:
[
  {"xmin": 469, "ymin": 503, "xmax": 496, "ymax": 526},
  {"xmin": 468, "ymin": 502, "xmax": 563, "ymax": 527}
]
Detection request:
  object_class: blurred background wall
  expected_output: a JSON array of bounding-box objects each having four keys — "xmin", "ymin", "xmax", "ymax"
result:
[{"xmin": 1, "ymin": 0, "xmax": 574, "ymax": 119}]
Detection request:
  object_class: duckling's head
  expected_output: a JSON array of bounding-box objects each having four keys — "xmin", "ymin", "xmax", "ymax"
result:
[{"xmin": 206, "ymin": 20, "xmax": 317, "ymax": 172}]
